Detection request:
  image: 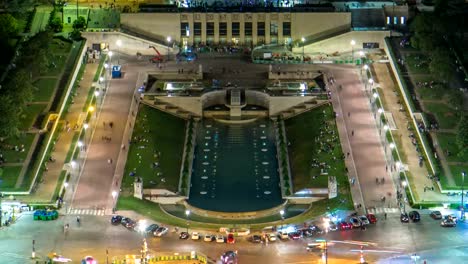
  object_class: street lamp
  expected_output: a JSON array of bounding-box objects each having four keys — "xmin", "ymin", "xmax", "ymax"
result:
[
  {"xmin": 279, "ymin": 209, "xmax": 285, "ymax": 230},
  {"xmin": 462, "ymin": 171, "xmax": 466, "ymax": 220},
  {"xmin": 108, "ymin": 51, "xmax": 113, "ymax": 66},
  {"xmin": 316, "ymin": 239, "xmax": 328, "ymax": 264},
  {"xmin": 301, "ymin": 37, "xmax": 305, "ymax": 61},
  {"xmin": 116, "ymin": 39, "xmax": 122, "ymax": 64},
  {"xmin": 350, "ymin": 39, "xmax": 356, "ymax": 62},
  {"xmin": 64, "ymin": 182, "xmax": 69, "ymax": 188},
  {"xmin": 77, "ymin": 140, "xmax": 83, "ymax": 151},
  {"xmin": 166, "ymin": 36, "xmax": 172, "ymax": 61},
  {"xmin": 185, "ymin": 210, "xmax": 190, "ymax": 232},
  {"xmin": 83, "ymin": 123, "xmax": 89, "ymax": 130}
]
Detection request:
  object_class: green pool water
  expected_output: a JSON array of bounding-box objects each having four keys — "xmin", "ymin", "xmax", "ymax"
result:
[{"xmin": 187, "ymin": 118, "xmax": 284, "ymax": 212}]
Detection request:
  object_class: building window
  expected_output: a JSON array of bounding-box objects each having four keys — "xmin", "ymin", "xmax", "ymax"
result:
[
  {"xmin": 400, "ymin": 16, "xmax": 405, "ymax": 25},
  {"xmin": 257, "ymin": 22, "xmax": 265, "ymax": 36},
  {"xmin": 270, "ymin": 22, "xmax": 278, "ymax": 36},
  {"xmin": 282, "ymin": 22, "xmax": 291, "ymax": 36},
  {"xmin": 245, "ymin": 22, "xmax": 252, "ymax": 36},
  {"xmin": 232, "ymin": 22, "xmax": 240, "ymax": 36},
  {"xmin": 194, "ymin": 22, "xmax": 201, "ymax": 36},
  {"xmin": 219, "ymin": 22, "xmax": 227, "ymax": 36},
  {"xmin": 181, "ymin": 22, "xmax": 189, "ymax": 36},
  {"xmin": 207, "ymin": 22, "xmax": 214, "ymax": 36},
  {"xmin": 393, "ymin": 17, "xmax": 398, "ymax": 25}
]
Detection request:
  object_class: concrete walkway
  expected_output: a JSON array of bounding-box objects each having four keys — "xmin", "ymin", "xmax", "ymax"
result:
[
  {"xmin": 327, "ymin": 65, "xmax": 398, "ymax": 215},
  {"xmin": 372, "ymin": 63, "xmax": 461, "ymax": 203},
  {"xmin": 26, "ymin": 62, "xmax": 98, "ymax": 202}
]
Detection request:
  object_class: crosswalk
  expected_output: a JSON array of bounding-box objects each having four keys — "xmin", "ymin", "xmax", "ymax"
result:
[
  {"xmin": 67, "ymin": 208, "xmax": 106, "ymax": 216},
  {"xmin": 367, "ymin": 207, "xmax": 400, "ymax": 214}
]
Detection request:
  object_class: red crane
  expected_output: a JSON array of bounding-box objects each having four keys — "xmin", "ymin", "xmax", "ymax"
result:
[{"xmin": 149, "ymin": 45, "xmax": 164, "ymax": 63}]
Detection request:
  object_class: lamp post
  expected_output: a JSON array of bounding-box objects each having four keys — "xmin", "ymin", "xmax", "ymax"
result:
[
  {"xmin": 359, "ymin": 50, "xmax": 365, "ymax": 65},
  {"xmin": 401, "ymin": 180, "xmax": 408, "ymax": 212},
  {"xmin": 108, "ymin": 51, "xmax": 113, "ymax": 66},
  {"xmin": 279, "ymin": 210, "xmax": 285, "ymax": 230},
  {"xmin": 185, "ymin": 210, "xmax": 190, "ymax": 232},
  {"xmin": 301, "ymin": 37, "xmax": 305, "ymax": 61},
  {"xmin": 362, "ymin": 64, "xmax": 369, "ymax": 77},
  {"xmin": 316, "ymin": 239, "xmax": 328, "ymax": 264},
  {"xmin": 112, "ymin": 190, "xmax": 118, "ymax": 213},
  {"xmin": 350, "ymin": 39, "xmax": 356, "ymax": 63},
  {"xmin": 116, "ymin": 40, "xmax": 122, "ymax": 64},
  {"xmin": 166, "ymin": 36, "xmax": 172, "ymax": 61},
  {"xmin": 462, "ymin": 171, "xmax": 466, "ymax": 221}
]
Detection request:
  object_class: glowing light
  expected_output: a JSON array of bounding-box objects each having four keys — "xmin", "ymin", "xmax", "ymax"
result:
[
  {"xmin": 83, "ymin": 123, "xmax": 89, "ymax": 130},
  {"xmin": 389, "ymin": 143, "xmax": 396, "ymax": 149},
  {"xmin": 88, "ymin": 106, "xmax": 95, "ymax": 112},
  {"xmin": 350, "ymin": 39, "xmax": 356, "ymax": 46},
  {"xmin": 108, "ymin": 51, "xmax": 113, "ymax": 58},
  {"xmin": 384, "ymin": 125, "xmax": 389, "ymax": 131}
]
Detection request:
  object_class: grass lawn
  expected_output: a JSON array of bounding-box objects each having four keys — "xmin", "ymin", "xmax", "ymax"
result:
[
  {"xmin": 285, "ymin": 104, "xmax": 347, "ymax": 190},
  {"xmin": 435, "ymin": 132, "xmax": 468, "ymax": 163},
  {"xmin": 45, "ymin": 54, "xmax": 69, "ymax": 76},
  {"xmin": 448, "ymin": 165, "xmax": 468, "ymax": 187},
  {"xmin": 19, "ymin": 104, "xmax": 47, "ymax": 130},
  {"xmin": 423, "ymin": 102, "xmax": 460, "ymax": 130},
  {"xmin": 33, "ymin": 78, "xmax": 58, "ymax": 102},
  {"xmin": 0, "ymin": 133, "xmax": 36, "ymax": 163},
  {"xmin": 49, "ymin": 39, "xmax": 73, "ymax": 55},
  {"xmin": 0, "ymin": 166, "xmax": 23, "ymax": 189},
  {"xmin": 405, "ymin": 53, "xmax": 430, "ymax": 74},
  {"xmin": 122, "ymin": 105, "xmax": 186, "ymax": 193}
]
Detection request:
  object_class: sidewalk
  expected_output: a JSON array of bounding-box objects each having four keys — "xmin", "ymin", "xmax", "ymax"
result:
[
  {"xmin": 26, "ymin": 62, "xmax": 99, "ymax": 202},
  {"xmin": 372, "ymin": 62, "xmax": 461, "ymax": 204}
]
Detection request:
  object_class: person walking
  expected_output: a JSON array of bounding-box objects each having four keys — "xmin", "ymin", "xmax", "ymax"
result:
[
  {"xmin": 384, "ymin": 213, "xmax": 387, "ymax": 220},
  {"xmin": 351, "ymin": 130, "xmax": 354, "ymax": 136}
]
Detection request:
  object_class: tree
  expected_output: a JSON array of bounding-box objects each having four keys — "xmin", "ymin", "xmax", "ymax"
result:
[
  {"xmin": 0, "ymin": 13, "xmax": 19, "ymax": 38},
  {"xmin": 429, "ymin": 48, "xmax": 454, "ymax": 81},
  {"xmin": 49, "ymin": 16, "xmax": 63, "ymax": 32},
  {"xmin": 456, "ymin": 115, "xmax": 468, "ymax": 158},
  {"xmin": 0, "ymin": 95, "xmax": 20, "ymax": 138},
  {"xmin": 69, "ymin": 29, "xmax": 82, "ymax": 41},
  {"xmin": 72, "ymin": 16, "xmax": 87, "ymax": 31},
  {"xmin": 2, "ymin": 69, "xmax": 34, "ymax": 107}
]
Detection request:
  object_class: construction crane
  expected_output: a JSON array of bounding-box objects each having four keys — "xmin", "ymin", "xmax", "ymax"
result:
[{"xmin": 149, "ymin": 46, "xmax": 164, "ymax": 63}]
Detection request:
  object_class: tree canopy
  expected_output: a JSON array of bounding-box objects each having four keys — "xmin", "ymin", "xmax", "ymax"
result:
[{"xmin": 456, "ymin": 115, "xmax": 468, "ymax": 158}]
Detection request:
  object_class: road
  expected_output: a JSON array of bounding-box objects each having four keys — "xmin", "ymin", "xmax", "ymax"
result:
[{"xmin": 1, "ymin": 210, "xmax": 468, "ymax": 263}]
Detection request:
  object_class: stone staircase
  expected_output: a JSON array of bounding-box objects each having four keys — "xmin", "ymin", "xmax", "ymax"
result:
[
  {"xmin": 141, "ymin": 97, "xmax": 198, "ymax": 120},
  {"xmin": 277, "ymin": 99, "xmax": 330, "ymax": 120}
]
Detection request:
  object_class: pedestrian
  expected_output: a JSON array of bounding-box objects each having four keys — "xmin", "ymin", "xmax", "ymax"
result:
[
  {"xmin": 348, "ymin": 112, "xmax": 350, "ymax": 117},
  {"xmin": 351, "ymin": 130, "xmax": 354, "ymax": 136},
  {"xmin": 108, "ymin": 159, "xmax": 112, "ymax": 164},
  {"xmin": 382, "ymin": 177, "xmax": 385, "ymax": 184},
  {"xmin": 347, "ymin": 152, "xmax": 350, "ymax": 157},
  {"xmin": 109, "ymin": 122, "xmax": 114, "ymax": 129},
  {"xmin": 376, "ymin": 177, "xmax": 379, "ymax": 185},
  {"xmin": 386, "ymin": 165, "xmax": 388, "ymax": 172},
  {"xmin": 384, "ymin": 213, "xmax": 387, "ymax": 219}
]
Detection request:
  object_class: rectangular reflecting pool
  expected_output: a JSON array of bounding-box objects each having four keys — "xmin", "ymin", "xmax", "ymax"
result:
[{"xmin": 188, "ymin": 118, "xmax": 284, "ymax": 212}]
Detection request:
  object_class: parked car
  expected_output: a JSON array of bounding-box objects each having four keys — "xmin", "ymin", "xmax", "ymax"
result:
[
  {"xmin": 250, "ymin": 235, "xmax": 262, "ymax": 243},
  {"xmin": 288, "ymin": 231, "xmax": 302, "ymax": 240},
  {"xmin": 430, "ymin": 210, "xmax": 442, "ymax": 220},
  {"xmin": 366, "ymin": 213, "xmax": 377, "ymax": 224},
  {"xmin": 409, "ymin": 211, "xmax": 421, "ymax": 222},
  {"xmin": 179, "ymin": 232, "xmax": 189, "ymax": 239},
  {"xmin": 349, "ymin": 217, "xmax": 362, "ymax": 228},
  {"xmin": 220, "ymin": 250, "xmax": 238, "ymax": 264},
  {"xmin": 216, "ymin": 234, "xmax": 225, "ymax": 243},
  {"xmin": 301, "ymin": 229, "xmax": 314, "ymax": 237},
  {"xmin": 445, "ymin": 214, "xmax": 458, "ymax": 223},
  {"xmin": 122, "ymin": 218, "xmax": 137, "ymax": 230},
  {"xmin": 358, "ymin": 215, "xmax": 370, "ymax": 225},
  {"xmin": 191, "ymin": 232, "xmax": 200, "ymax": 240},
  {"xmin": 278, "ymin": 231, "xmax": 289, "ymax": 240},
  {"xmin": 204, "ymin": 234, "xmax": 214, "ymax": 242},
  {"xmin": 268, "ymin": 233, "xmax": 277, "ymax": 242},
  {"xmin": 400, "ymin": 213, "xmax": 410, "ymax": 223},
  {"xmin": 327, "ymin": 222, "xmax": 338, "ymax": 231},
  {"xmin": 227, "ymin": 233, "xmax": 235, "ymax": 244},
  {"xmin": 441, "ymin": 219, "xmax": 456, "ymax": 227},
  {"xmin": 144, "ymin": 224, "xmax": 159, "ymax": 235},
  {"xmin": 111, "ymin": 215, "xmax": 123, "ymax": 225},
  {"xmin": 153, "ymin": 226, "xmax": 169, "ymax": 237},
  {"xmin": 339, "ymin": 221, "xmax": 352, "ymax": 230},
  {"xmin": 309, "ymin": 225, "xmax": 324, "ymax": 234}
]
